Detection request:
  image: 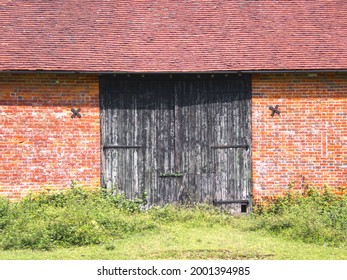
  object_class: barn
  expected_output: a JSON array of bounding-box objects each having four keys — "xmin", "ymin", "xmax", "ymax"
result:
[{"xmin": 0, "ymin": 1, "xmax": 346, "ymax": 213}]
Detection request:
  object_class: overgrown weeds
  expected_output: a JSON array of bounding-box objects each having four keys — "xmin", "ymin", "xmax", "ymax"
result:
[
  {"xmin": 0, "ymin": 196, "xmax": 9, "ymax": 230},
  {"xmin": 0, "ymin": 186, "xmax": 230, "ymax": 251},
  {"xmin": 248, "ymin": 185, "xmax": 347, "ymax": 246},
  {"xmin": 0, "ymin": 186, "xmax": 156, "ymax": 250},
  {"xmin": 0, "ymin": 183, "xmax": 346, "ymax": 251}
]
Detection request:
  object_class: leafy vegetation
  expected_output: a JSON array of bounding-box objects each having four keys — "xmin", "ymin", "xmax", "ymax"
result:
[
  {"xmin": 248, "ymin": 185, "xmax": 347, "ymax": 246},
  {"xmin": 0, "ymin": 186, "xmax": 157, "ymax": 250},
  {"xmin": 0, "ymin": 183, "xmax": 346, "ymax": 257},
  {"xmin": 0, "ymin": 196, "xmax": 9, "ymax": 230},
  {"xmin": 0, "ymin": 185, "xmax": 232, "ymax": 251}
]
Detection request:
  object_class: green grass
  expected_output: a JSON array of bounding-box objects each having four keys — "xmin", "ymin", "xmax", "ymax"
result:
[
  {"xmin": 0, "ymin": 185, "xmax": 346, "ymax": 260},
  {"xmin": 1, "ymin": 223, "xmax": 346, "ymax": 260}
]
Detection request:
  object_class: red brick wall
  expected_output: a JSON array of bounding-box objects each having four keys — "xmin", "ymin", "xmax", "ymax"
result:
[
  {"xmin": 252, "ymin": 73, "xmax": 347, "ymax": 202},
  {"xmin": 0, "ymin": 73, "xmax": 100, "ymax": 199}
]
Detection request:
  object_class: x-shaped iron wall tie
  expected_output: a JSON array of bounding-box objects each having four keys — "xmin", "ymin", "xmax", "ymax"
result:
[
  {"xmin": 269, "ymin": 105, "xmax": 280, "ymax": 117},
  {"xmin": 71, "ymin": 108, "xmax": 81, "ymax": 118}
]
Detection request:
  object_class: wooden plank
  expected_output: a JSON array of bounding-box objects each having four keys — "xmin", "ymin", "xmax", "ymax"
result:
[{"xmin": 156, "ymin": 80, "xmax": 175, "ymax": 205}]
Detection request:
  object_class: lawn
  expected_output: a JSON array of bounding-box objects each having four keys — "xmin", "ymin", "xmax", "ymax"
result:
[{"xmin": 1, "ymin": 223, "xmax": 346, "ymax": 260}]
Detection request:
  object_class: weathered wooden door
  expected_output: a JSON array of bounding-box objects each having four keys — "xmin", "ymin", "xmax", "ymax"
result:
[{"xmin": 100, "ymin": 74, "xmax": 251, "ymax": 211}]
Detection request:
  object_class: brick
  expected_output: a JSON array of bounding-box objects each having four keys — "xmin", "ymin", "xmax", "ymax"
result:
[
  {"xmin": 0, "ymin": 73, "xmax": 100, "ymax": 199},
  {"xmin": 252, "ymin": 73, "xmax": 347, "ymax": 201}
]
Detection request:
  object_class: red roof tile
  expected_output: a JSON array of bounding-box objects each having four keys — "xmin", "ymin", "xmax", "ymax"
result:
[{"xmin": 0, "ymin": 0, "xmax": 346, "ymax": 72}]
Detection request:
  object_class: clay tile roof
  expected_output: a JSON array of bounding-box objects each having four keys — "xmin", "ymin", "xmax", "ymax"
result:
[{"xmin": 0, "ymin": 0, "xmax": 346, "ymax": 72}]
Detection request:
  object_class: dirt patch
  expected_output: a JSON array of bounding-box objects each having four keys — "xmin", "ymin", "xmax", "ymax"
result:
[{"xmin": 150, "ymin": 249, "xmax": 275, "ymax": 260}]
